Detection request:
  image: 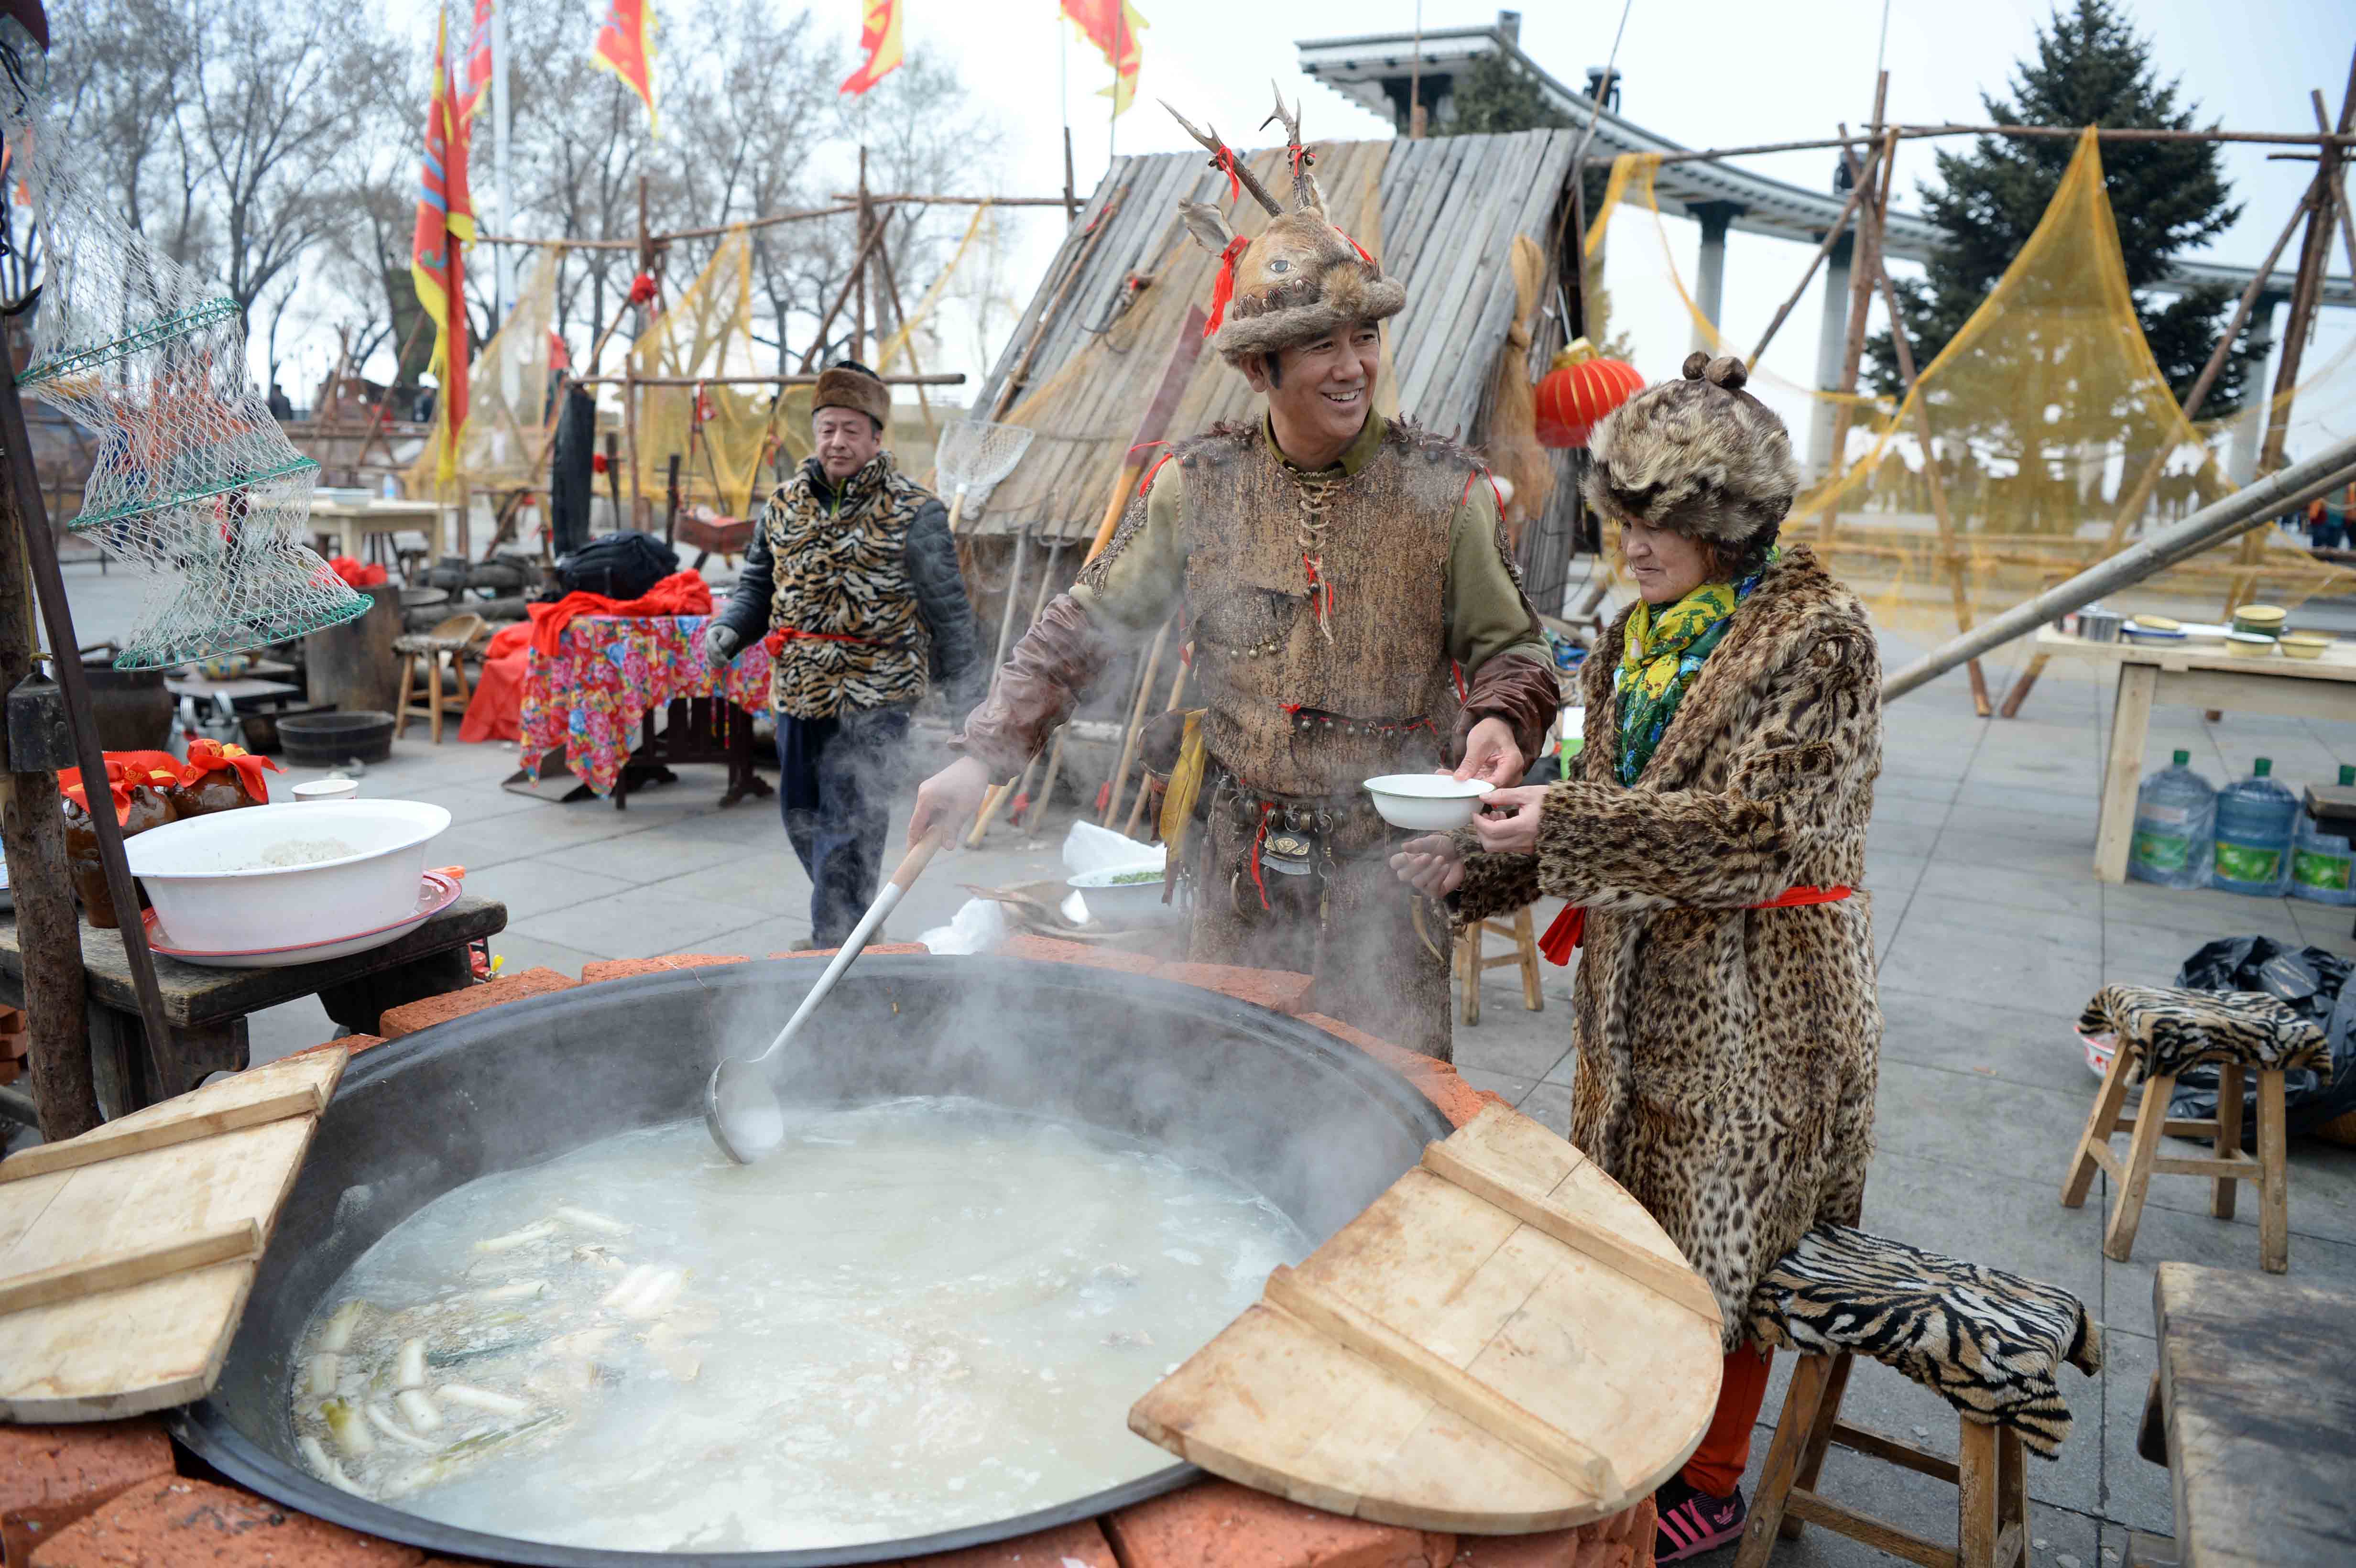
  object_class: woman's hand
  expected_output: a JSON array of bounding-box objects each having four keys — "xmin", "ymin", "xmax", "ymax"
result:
[
  {"xmin": 1471, "ymin": 784, "xmax": 1549, "ymax": 855},
  {"xmin": 1388, "ymin": 834, "xmax": 1465, "ymax": 897}
]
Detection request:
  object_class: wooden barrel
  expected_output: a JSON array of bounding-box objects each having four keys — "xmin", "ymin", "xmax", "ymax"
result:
[{"xmin": 302, "ymin": 582, "xmax": 404, "ymax": 715}]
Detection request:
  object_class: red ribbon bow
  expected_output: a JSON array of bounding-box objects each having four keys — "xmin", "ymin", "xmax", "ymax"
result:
[
  {"xmin": 1538, "ymin": 885, "xmax": 1856, "ymax": 966},
  {"xmin": 184, "ymin": 738, "xmax": 282, "ymax": 802},
  {"xmin": 57, "ymin": 753, "xmax": 187, "ymax": 823},
  {"xmin": 1203, "ymin": 234, "xmax": 1251, "ymax": 337},
  {"xmin": 1211, "ymin": 144, "xmax": 1243, "ymax": 206}
]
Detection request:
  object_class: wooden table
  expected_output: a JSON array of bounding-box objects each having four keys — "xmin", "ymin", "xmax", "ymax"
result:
[
  {"xmin": 308, "ymin": 498, "xmax": 447, "ymax": 565},
  {"xmin": 2032, "ymin": 624, "xmax": 2356, "ymax": 882},
  {"xmin": 0, "ymin": 895, "xmax": 505, "ymax": 1113},
  {"xmin": 2148, "ymin": 1261, "xmax": 2356, "ymax": 1567}
]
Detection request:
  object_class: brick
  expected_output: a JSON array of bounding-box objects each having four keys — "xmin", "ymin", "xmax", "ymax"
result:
[
  {"xmin": 0, "ymin": 1422, "xmax": 174, "ymax": 1517},
  {"xmin": 287, "ymin": 1034, "xmax": 385, "ymax": 1061},
  {"xmin": 1151, "ymin": 963, "xmax": 1316, "ymax": 1016},
  {"xmin": 1449, "ymin": 1501, "xmax": 1652, "ymax": 1568},
  {"xmin": 1298, "ymin": 1014, "xmax": 1492, "ymax": 1129},
  {"xmin": 29, "ymin": 1476, "xmax": 422, "ymax": 1568},
  {"xmin": 579, "ymin": 955, "xmax": 749, "ymax": 984},
  {"xmin": 1107, "ymin": 1479, "xmax": 1452, "ymax": 1568},
  {"xmin": 378, "ymin": 967, "xmax": 576, "ymax": 1037},
  {"xmin": 874, "ymin": 1517, "xmax": 1116, "ymax": 1568},
  {"xmin": 767, "ymin": 943, "xmax": 929, "ymax": 959},
  {"xmin": 1001, "ymin": 934, "xmax": 1164, "ymax": 975}
]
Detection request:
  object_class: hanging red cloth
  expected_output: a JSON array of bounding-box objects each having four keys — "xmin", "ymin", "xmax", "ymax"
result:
[
  {"xmin": 1203, "ymin": 234, "xmax": 1250, "ymax": 336},
  {"xmin": 1538, "ymin": 885, "xmax": 1855, "ymax": 966},
  {"xmin": 458, "ymin": 622, "xmax": 536, "ymax": 744},
  {"xmin": 526, "ymin": 570, "xmax": 714, "ymax": 660}
]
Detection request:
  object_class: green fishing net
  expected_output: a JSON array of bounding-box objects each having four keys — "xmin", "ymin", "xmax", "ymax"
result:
[{"xmin": 5, "ymin": 34, "xmax": 368, "ymax": 669}]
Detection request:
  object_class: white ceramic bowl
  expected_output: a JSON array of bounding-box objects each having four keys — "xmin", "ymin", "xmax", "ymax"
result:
[
  {"xmin": 1364, "ymin": 774, "xmax": 1494, "ymax": 832},
  {"xmin": 1067, "ymin": 861, "xmax": 1174, "ymax": 925},
  {"xmin": 123, "ymin": 800, "xmax": 451, "ymax": 953}
]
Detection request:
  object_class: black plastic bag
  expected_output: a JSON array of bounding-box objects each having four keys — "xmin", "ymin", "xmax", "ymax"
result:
[
  {"xmin": 2169, "ymin": 936, "xmax": 2356, "ymax": 1139},
  {"xmin": 551, "ymin": 531, "xmax": 678, "ymax": 601}
]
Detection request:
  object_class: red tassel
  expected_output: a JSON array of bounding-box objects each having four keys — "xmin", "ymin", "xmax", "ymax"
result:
[
  {"xmin": 1203, "ymin": 234, "xmax": 1249, "ymax": 336},
  {"xmin": 627, "ymin": 272, "xmax": 659, "ymax": 305},
  {"xmin": 1289, "ymin": 144, "xmax": 1314, "ymax": 177},
  {"xmin": 1212, "ymin": 145, "xmax": 1243, "ymax": 206},
  {"xmin": 1334, "ymin": 226, "xmax": 1373, "ymax": 264}
]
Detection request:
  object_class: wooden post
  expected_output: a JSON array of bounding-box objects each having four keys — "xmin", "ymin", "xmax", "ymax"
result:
[
  {"xmin": 0, "ymin": 446, "xmax": 96, "ymax": 1140},
  {"xmin": 1063, "ymin": 127, "xmax": 1080, "ymax": 223},
  {"xmin": 1822, "ymin": 73, "xmax": 1891, "ymax": 479},
  {"xmin": 872, "ymin": 215, "xmax": 937, "ymax": 438},
  {"xmin": 625, "ymin": 174, "xmax": 652, "ymax": 532},
  {"xmin": 1101, "ymin": 618, "xmax": 1173, "ymax": 828},
  {"xmin": 0, "ymin": 353, "xmax": 174, "ymax": 1116},
  {"xmin": 854, "ymin": 146, "xmax": 871, "ymax": 366}
]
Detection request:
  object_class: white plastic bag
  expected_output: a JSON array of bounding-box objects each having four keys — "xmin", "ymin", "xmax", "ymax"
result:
[
  {"xmin": 1061, "ymin": 820, "xmax": 1164, "ymax": 876},
  {"xmin": 918, "ymin": 896, "xmax": 1012, "ymax": 956}
]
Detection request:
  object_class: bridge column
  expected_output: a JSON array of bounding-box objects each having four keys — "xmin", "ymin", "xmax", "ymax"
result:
[
  {"xmin": 1807, "ymin": 231, "xmax": 1855, "ymax": 478},
  {"xmin": 2227, "ymin": 291, "xmax": 2286, "ymax": 485},
  {"xmin": 1688, "ymin": 201, "xmax": 1746, "ymax": 353}
]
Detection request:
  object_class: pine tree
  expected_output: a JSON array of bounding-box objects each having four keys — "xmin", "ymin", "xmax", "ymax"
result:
[
  {"xmin": 1445, "ymin": 51, "xmax": 1571, "ymax": 135},
  {"xmin": 1867, "ymin": 0, "xmax": 2253, "ymax": 414}
]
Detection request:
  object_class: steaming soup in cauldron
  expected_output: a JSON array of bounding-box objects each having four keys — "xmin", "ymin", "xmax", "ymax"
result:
[{"xmin": 286, "ymin": 1097, "xmax": 1308, "ymax": 1553}]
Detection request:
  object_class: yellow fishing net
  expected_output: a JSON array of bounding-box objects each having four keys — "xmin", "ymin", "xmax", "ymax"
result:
[
  {"xmin": 628, "ymin": 229, "xmax": 776, "ymax": 518},
  {"xmin": 1790, "ymin": 130, "xmax": 2354, "ymax": 641},
  {"xmin": 410, "ymin": 247, "xmax": 561, "ymax": 493},
  {"xmin": 1586, "ymin": 133, "xmax": 2355, "ymax": 644}
]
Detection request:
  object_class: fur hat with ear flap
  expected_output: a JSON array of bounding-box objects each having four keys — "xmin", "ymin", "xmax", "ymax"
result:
[
  {"xmin": 1583, "ymin": 353, "xmax": 1800, "ymax": 548},
  {"xmin": 1166, "ymin": 91, "xmax": 1405, "ymax": 370},
  {"xmin": 812, "ymin": 359, "xmax": 891, "ymax": 432}
]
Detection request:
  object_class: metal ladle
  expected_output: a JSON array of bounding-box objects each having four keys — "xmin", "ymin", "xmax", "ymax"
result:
[{"xmin": 704, "ymin": 824, "xmax": 951, "ymax": 1163}]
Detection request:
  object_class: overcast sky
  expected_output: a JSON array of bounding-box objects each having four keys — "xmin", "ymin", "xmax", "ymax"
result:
[{"xmin": 341, "ymin": 0, "xmax": 2354, "ymax": 455}]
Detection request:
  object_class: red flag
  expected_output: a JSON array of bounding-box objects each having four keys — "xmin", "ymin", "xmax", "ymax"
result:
[
  {"xmin": 1059, "ymin": 0, "xmax": 1146, "ymax": 116},
  {"xmin": 840, "ymin": 0, "xmax": 903, "ymax": 96},
  {"xmin": 592, "ymin": 0, "xmax": 659, "ymax": 134},
  {"xmin": 456, "ymin": 0, "xmax": 496, "ymax": 123},
  {"xmin": 412, "ymin": 11, "xmax": 475, "ymax": 483}
]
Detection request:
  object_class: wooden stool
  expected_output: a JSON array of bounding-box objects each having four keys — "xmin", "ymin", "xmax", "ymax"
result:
[
  {"xmin": 1456, "ymin": 905, "xmax": 1544, "ymax": 1025},
  {"xmin": 393, "ymin": 612, "xmax": 488, "ymax": 745},
  {"xmin": 1738, "ymin": 1352, "xmax": 2029, "ymax": 1568},
  {"xmin": 2061, "ymin": 1042, "xmax": 2289, "ymax": 1273}
]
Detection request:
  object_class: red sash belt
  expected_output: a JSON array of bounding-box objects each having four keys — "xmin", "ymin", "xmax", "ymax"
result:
[
  {"xmin": 762, "ymin": 626, "xmax": 890, "ymax": 656},
  {"xmin": 1538, "ymin": 884, "xmax": 1854, "ymax": 966}
]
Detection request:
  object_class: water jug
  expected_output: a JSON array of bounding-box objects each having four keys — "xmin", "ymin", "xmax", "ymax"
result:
[
  {"xmin": 2292, "ymin": 764, "xmax": 2356, "ymax": 906},
  {"xmin": 2212, "ymin": 757, "xmax": 2299, "ymax": 896},
  {"xmin": 2127, "ymin": 750, "xmax": 2214, "ymax": 890}
]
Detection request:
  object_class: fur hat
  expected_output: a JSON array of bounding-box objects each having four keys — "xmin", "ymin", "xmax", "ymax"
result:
[
  {"xmin": 1167, "ymin": 94, "xmax": 1405, "ymax": 371},
  {"xmin": 813, "ymin": 359, "xmax": 890, "ymax": 431},
  {"xmin": 1583, "ymin": 353, "xmax": 1800, "ymax": 547}
]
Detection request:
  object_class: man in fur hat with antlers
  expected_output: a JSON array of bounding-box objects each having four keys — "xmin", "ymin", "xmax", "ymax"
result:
[{"xmin": 909, "ymin": 97, "xmax": 1558, "ymax": 1058}]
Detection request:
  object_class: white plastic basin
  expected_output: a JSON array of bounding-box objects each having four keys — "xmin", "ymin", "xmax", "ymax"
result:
[
  {"xmin": 1363, "ymin": 774, "xmax": 1494, "ymax": 832},
  {"xmin": 123, "ymin": 800, "xmax": 452, "ymax": 954},
  {"xmin": 1067, "ymin": 860, "xmax": 1174, "ymax": 926}
]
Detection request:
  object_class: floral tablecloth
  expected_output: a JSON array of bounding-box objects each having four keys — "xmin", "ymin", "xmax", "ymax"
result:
[{"xmin": 518, "ymin": 616, "xmax": 772, "ymax": 797}]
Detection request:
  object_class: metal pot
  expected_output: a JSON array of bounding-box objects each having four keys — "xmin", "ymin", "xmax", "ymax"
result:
[
  {"xmin": 2074, "ymin": 606, "xmax": 2124, "ymax": 643},
  {"xmin": 175, "ymin": 957, "xmax": 1452, "ymax": 1567}
]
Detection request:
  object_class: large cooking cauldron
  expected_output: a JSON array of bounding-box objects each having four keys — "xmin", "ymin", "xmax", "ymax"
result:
[{"xmin": 175, "ymin": 956, "xmax": 1454, "ymax": 1568}]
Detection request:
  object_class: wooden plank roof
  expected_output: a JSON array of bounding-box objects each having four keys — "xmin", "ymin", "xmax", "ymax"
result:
[{"xmin": 959, "ymin": 129, "xmax": 1578, "ymax": 542}]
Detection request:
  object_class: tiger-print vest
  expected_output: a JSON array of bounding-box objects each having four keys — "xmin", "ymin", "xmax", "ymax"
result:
[{"xmin": 763, "ymin": 451, "xmax": 931, "ymax": 719}]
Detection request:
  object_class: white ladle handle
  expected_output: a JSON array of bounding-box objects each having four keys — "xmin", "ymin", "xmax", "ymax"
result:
[{"xmin": 758, "ymin": 825, "xmax": 949, "ymax": 1062}]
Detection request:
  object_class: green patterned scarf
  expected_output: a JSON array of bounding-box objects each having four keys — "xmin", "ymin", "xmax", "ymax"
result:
[{"xmin": 1612, "ymin": 555, "xmax": 1772, "ymax": 784}]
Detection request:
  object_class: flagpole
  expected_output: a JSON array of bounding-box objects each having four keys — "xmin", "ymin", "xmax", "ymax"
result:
[{"xmin": 492, "ymin": 0, "xmax": 513, "ymax": 325}]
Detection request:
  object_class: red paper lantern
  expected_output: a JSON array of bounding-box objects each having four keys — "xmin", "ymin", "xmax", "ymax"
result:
[{"xmin": 1535, "ymin": 347, "xmax": 1646, "ymax": 448}]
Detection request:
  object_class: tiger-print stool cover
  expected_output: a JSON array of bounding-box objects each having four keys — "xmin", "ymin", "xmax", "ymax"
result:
[
  {"xmin": 2077, "ymin": 983, "xmax": 2331, "ymax": 1086},
  {"xmin": 1745, "ymin": 1225, "xmax": 2102, "ymax": 1458}
]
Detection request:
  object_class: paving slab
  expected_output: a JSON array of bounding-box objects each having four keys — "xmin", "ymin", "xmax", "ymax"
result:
[{"xmin": 1878, "ymin": 908, "xmax": 2104, "ymax": 1020}]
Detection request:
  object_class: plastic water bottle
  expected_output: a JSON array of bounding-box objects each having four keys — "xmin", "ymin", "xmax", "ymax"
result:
[
  {"xmin": 2292, "ymin": 764, "xmax": 2356, "ymax": 906},
  {"xmin": 2128, "ymin": 750, "xmax": 2215, "ymax": 890},
  {"xmin": 2212, "ymin": 757, "xmax": 2299, "ymax": 896}
]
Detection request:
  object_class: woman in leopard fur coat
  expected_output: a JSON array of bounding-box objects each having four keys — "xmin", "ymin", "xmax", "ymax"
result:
[{"xmin": 1395, "ymin": 354, "xmax": 1883, "ymax": 1558}]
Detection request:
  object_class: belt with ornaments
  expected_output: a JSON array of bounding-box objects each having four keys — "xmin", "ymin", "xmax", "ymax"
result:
[{"xmin": 1538, "ymin": 885, "xmax": 1854, "ymax": 966}]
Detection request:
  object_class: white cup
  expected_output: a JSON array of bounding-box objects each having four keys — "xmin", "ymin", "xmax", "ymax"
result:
[{"xmin": 293, "ymin": 778, "xmax": 359, "ymax": 804}]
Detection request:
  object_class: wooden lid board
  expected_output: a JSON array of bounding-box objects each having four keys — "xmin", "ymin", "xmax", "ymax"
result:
[
  {"xmin": 0, "ymin": 1046, "xmax": 347, "ymax": 1421},
  {"xmin": 1130, "ymin": 1102, "xmax": 1723, "ymax": 1533}
]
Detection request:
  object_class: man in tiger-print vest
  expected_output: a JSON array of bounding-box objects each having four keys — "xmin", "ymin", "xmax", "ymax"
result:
[
  {"xmin": 907, "ymin": 103, "xmax": 1558, "ymax": 1058},
  {"xmin": 709, "ymin": 360, "xmax": 982, "ymax": 947}
]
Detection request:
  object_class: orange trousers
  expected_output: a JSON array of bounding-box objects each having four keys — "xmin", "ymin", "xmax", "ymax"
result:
[{"xmin": 1680, "ymin": 1344, "xmax": 1774, "ymax": 1498}]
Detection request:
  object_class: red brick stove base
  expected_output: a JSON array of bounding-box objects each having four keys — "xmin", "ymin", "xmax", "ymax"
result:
[{"xmin": 13, "ymin": 941, "xmax": 1650, "ymax": 1568}]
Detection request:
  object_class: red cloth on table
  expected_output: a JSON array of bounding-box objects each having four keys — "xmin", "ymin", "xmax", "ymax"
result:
[
  {"xmin": 527, "ymin": 570, "xmax": 713, "ymax": 660},
  {"xmin": 328, "ymin": 555, "xmax": 388, "ymax": 588},
  {"xmin": 458, "ymin": 621, "xmax": 536, "ymax": 742}
]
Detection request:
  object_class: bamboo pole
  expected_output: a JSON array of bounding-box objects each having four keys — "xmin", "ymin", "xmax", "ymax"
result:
[
  {"xmin": 853, "ymin": 147, "xmax": 870, "ymax": 366},
  {"xmin": 1822, "ymin": 76, "xmax": 1891, "ymax": 502},
  {"xmin": 624, "ymin": 174, "xmax": 651, "ymax": 530},
  {"xmin": 1122, "ymin": 657, "xmax": 1190, "ymax": 839},
  {"xmin": 575, "ymin": 372, "xmax": 962, "ymax": 387},
  {"xmin": 987, "ymin": 187, "xmax": 1126, "ymax": 421},
  {"xmin": 870, "ymin": 204, "xmax": 937, "ymax": 437},
  {"xmin": 829, "ymin": 193, "xmax": 1075, "ymax": 207},
  {"xmin": 968, "ymin": 539, "xmax": 1066, "ymax": 847},
  {"xmin": 1746, "ymin": 140, "xmax": 1883, "ymax": 368},
  {"xmin": 795, "ymin": 208, "xmax": 897, "ymax": 373},
  {"xmin": 1101, "ymin": 619, "xmax": 1172, "ymax": 828}
]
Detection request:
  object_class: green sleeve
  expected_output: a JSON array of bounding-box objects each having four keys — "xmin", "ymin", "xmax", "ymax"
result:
[
  {"xmin": 1068, "ymin": 459, "xmax": 1185, "ymax": 636},
  {"xmin": 1444, "ymin": 476, "xmax": 1549, "ymax": 674}
]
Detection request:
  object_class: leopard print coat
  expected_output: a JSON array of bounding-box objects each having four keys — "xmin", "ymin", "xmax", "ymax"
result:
[
  {"xmin": 1454, "ymin": 544, "xmax": 1884, "ymax": 1350},
  {"xmin": 762, "ymin": 451, "xmax": 930, "ymax": 719}
]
